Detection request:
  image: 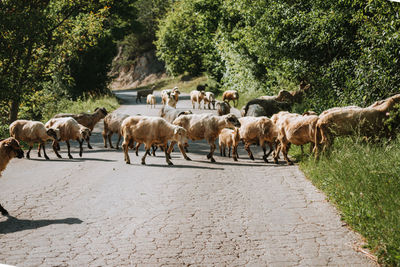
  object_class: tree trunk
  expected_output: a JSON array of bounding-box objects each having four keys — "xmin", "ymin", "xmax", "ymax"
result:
[{"xmin": 9, "ymin": 99, "xmax": 20, "ymax": 123}]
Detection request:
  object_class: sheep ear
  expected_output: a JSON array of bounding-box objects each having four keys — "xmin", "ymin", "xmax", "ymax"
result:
[{"xmin": 94, "ymin": 107, "xmax": 99, "ymax": 111}]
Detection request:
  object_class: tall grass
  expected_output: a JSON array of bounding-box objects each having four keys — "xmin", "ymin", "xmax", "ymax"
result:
[{"xmin": 298, "ymin": 137, "xmax": 400, "ymax": 265}]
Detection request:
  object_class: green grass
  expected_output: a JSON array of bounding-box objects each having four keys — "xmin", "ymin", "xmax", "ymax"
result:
[{"xmin": 295, "ymin": 138, "xmax": 400, "ymax": 266}]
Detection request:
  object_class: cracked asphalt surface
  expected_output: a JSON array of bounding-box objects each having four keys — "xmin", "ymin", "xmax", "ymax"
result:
[{"xmin": 0, "ymin": 90, "xmax": 376, "ymax": 266}]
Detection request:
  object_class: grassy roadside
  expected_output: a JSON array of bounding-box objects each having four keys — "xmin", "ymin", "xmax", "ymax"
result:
[
  {"xmin": 0, "ymin": 95, "xmax": 120, "ymax": 139},
  {"xmin": 295, "ymin": 138, "xmax": 400, "ymax": 266}
]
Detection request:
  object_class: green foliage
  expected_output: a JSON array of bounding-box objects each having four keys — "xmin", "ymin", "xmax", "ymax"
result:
[
  {"xmin": 300, "ymin": 138, "xmax": 400, "ymax": 265},
  {"xmin": 155, "ymin": 0, "xmax": 223, "ymax": 78},
  {"xmin": 155, "ymin": 0, "xmax": 400, "ymax": 112},
  {"xmin": 0, "ymin": 0, "xmax": 138, "ymax": 122}
]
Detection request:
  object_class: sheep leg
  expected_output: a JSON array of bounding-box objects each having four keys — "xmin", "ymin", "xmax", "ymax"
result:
[
  {"xmin": 164, "ymin": 145, "xmax": 173, "ymax": 166},
  {"xmin": 102, "ymin": 131, "xmax": 108, "ymax": 148},
  {"xmin": 26, "ymin": 145, "xmax": 32, "ymax": 159},
  {"xmin": 0, "ymin": 204, "xmax": 9, "ymax": 216},
  {"xmin": 178, "ymin": 143, "xmax": 191, "ymax": 161},
  {"xmin": 78, "ymin": 139, "xmax": 84, "ymax": 157},
  {"xmin": 86, "ymin": 139, "xmax": 92, "ymax": 149},
  {"xmin": 273, "ymin": 143, "xmax": 280, "ymax": 164},
  {"xmin": 219, "ymin": 144, "xmax": 223, "ymax": 156},
  {"xmin": 108, "ymin": 133, "xmax": 114, "ymax": 148},
  {"xmin": 122, "ymin": 142, "xmax": 130, "ymax": 164},
  {"xmin": 244, "ymin": 143, "xmax": 254, "ymax": 160},
  {"xmin": 228, "ymin": 146, "xmax": 231, "ymax": 158},
  {"xmin": 41, "ymin": 142, "xmax": 50, "ymax": 160},
  {"xmin": 141, "ymin": 145, "xmax": 150, "ymax": 165},
  {"xmin": 38, "ymin": 143, "xmax": 42, "ymax": 157},
  {"xmin": 65, "ymin": 140, "xmax": 73, "ymax": 159},
  {"xmin": 233, "ymin": 145, "xmax": 238, "ymax": 161},
  {"xmin": 135, "ymin": 143, "xmax": 140, "ymax": 156},
  {"xmin": 151, "ymin": 145, "xmax": 157, "ymax": 156},
  {"xmin": 116, "ymin": 134, "xmax": 122, "ymax": 149},
  {"xmin": 282, "ymin": 143, "xmax": 293, "ymax": 165},
  {"xmin": 206, "ymin": 140, "xmax": 216, "ymax": 163},
  {"xmin": 222, "ymin": 144, "xmax": 226, "ymax": 157},
  {"xmin": 167, "ymin": 141, "xmax": 175, "ymax": 155},
  {"xmin": 300, "ymin": 145, "xmax": 304, "ymax": 158},
  {"xmin": 184, "ymin": 143, "xmax": 189, "ymax": 153},
  {"xmin": 52, "ymin": 141, "xmax": 62, "ymax": 158}
]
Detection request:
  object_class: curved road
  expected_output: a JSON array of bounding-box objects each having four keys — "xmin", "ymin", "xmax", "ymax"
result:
[{"xmin": 0, "ymin": 90, "xmax": 376, "ymax": 266}]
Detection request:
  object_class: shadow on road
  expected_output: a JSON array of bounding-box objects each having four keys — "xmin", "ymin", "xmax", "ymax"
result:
[{"xmin": 0, "ymin": 216, "xmax": 83, "ymax": 234}]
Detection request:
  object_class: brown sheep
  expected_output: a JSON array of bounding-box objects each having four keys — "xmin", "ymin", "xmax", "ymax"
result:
[
  {"xmin": 239, "ymin": 116, "xmax": 278, "ymax": 162},
  {"xmin": 259, "ymin": 90, "xmax": 293, "ymax": 102},
  {"xmin": 204, "ymin": 92, "xmax": 216, "ymax": 109},
  {"xmin": 102, "ymin": 112, "xmax": 129, "ymax": 149},
  {"xmin": 9, "ymin": 120, "xmax": 60, "ymax": 160},
  {"xmin": 136, "ymin": 86, "xmax": 155, "ymax": 103},
  {"xmin": 161, "ymin": 87, "xmax": 180, "ymax": 106},
  {"xmin": 190, "ymin": 90, "xmax": 206, "ymax": 109},
  {"xmin": 169, "ymin": 113, "xmax": 241, "ymax": 162},
  {"xmin": 0, "ymin": 137, "xmax": 24, "ymax": 216},
  {"xmin": 45, "ymin": 117, "xmax": 91, "ymax": 159},
  {"xmin": 314, "ymin": 94, "xmax": 400, "ymax": 158},
  {"xmin": 0, "ymin": 137, "xmax": 24, "ymax": 176},
  {"xmin": 273, "ymin": 112, "xmax": 319, "ymax": 165},
  {"xmin": 121, "ymin": 116, "xmax": 189, "ymax": 165},
  {"xmin": 146, "ymin": 94, "xmax": 156, "ymax": 108},
  {"xmin": 222, "ymin": 90, "xmax": 239, "ymax": 107},
  {"xmin": 218, "ymin": 127, "xmax": 240, "ymax": 161},
  {"xmin": 54, "ymin": 107, "xmax": 107, "ymax": 149},
  {"xmin": 216, "ymin": 101, "xmax": 231, "ymax": 116}
]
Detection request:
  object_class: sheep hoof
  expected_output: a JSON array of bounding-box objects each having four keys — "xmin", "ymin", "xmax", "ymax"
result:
[
  {"xmin": 68, "ymin": 155, "xmax": 73, "ymax": 159},
  {"xmin": 167, "ymin": 161, "xmax": 173, "ymax": 166},
  {"xmin": 233, "ymin": 157, "xmax": 238, "ymax": 162},
  {"xmin": 45, "ymin": 156, "xmax": 50, "ymax": 160},
  {"xmin": 206, "ymin": 153, "xmax": 212, "ymax": 159},
  {"xmin": 250, "ymin": 155, "xmax": 255, "ymax": 160},
  {"xmin": 57, "ymin": 155, "xmax": 62, "ymax": 159},
  {"xmin": 263, "ymin": 156, "xmax": 269, "ymax": 163},
  {"xmin": 125, "ymin": 161, "xmax": 130, "ymax": 164},
  {"xmin": 185, "ymin": 157, "xmax": 192, "ymax": 161},
  {"xmin": 274, "ymin": 159, "xmax": 279, "ymax": 164},
  {"xmin": 141, "ymin": 161, "xmax": 146, "ymax": 165},
  {"xmin": 88, "ymin": 145, "xmax": 93, "ymax": 149},
  {"xmin": 288, "ymin": 161, "xmax": 294, "ymax": 165},
  {"xmin": 210, "ymin": 157, "xmax": 216, "ymax": 163}
]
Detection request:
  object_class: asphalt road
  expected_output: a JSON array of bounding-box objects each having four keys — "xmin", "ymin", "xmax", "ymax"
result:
[{"xmin": 0, "ymin": 90, "xmax": 376, "ymax": 266}]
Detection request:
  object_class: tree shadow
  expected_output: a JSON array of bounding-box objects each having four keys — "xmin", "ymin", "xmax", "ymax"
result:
[{"xmin": 0, "ymin": 215, "xmax": 83, "ymax": 234}]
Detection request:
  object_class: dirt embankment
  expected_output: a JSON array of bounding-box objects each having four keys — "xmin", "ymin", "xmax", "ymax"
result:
[{"xmin": 110, "ymin": 49, "xmax": 166, "ymax": 90}]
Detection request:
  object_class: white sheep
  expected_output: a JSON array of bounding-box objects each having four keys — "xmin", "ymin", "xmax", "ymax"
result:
[
  {"xmin": 102, "ymin": 112, "xmax": 129, "ymax": 149},
  {"xmin": 121, "ymin": 116, "xmax": 188, "ymax": 165},
  {"xmin": 45, "ymin": 117, "xmax": 91, "ymax": 159},
  {"xmin": 9, "ymin": 120, "xmax": 60, "ymax": 160},
  {"xmin": 54, "ymin": 107, "xmax": 107, "ymax": 149}
]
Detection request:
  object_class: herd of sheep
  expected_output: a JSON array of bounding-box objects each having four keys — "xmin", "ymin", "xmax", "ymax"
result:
[{"xmin": 1, "ymin": 83, "xmax": 400, "ymax": 216}]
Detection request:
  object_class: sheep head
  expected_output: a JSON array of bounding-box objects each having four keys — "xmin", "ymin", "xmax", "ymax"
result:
[
  {"xmin": 3, "ymin": 137, "xmax": 24, "ymax": 159},
  {"xmin": 47, "ymin": 128, "xmax": 61, "ymax": 141},
  {"xmin": 94, "ymin": 107, "xmax": 108, "ymax": 117},
  {"xmin": 224, "ymin": 114, "xmax": 241, "ymax": 128},
  {"xmin": 173, "ymin": 126, "xmax": 188, "ymax": 146},
  {"xmin": 80, "ymin": 127, "xmax": 91, "ymax": 142}
]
